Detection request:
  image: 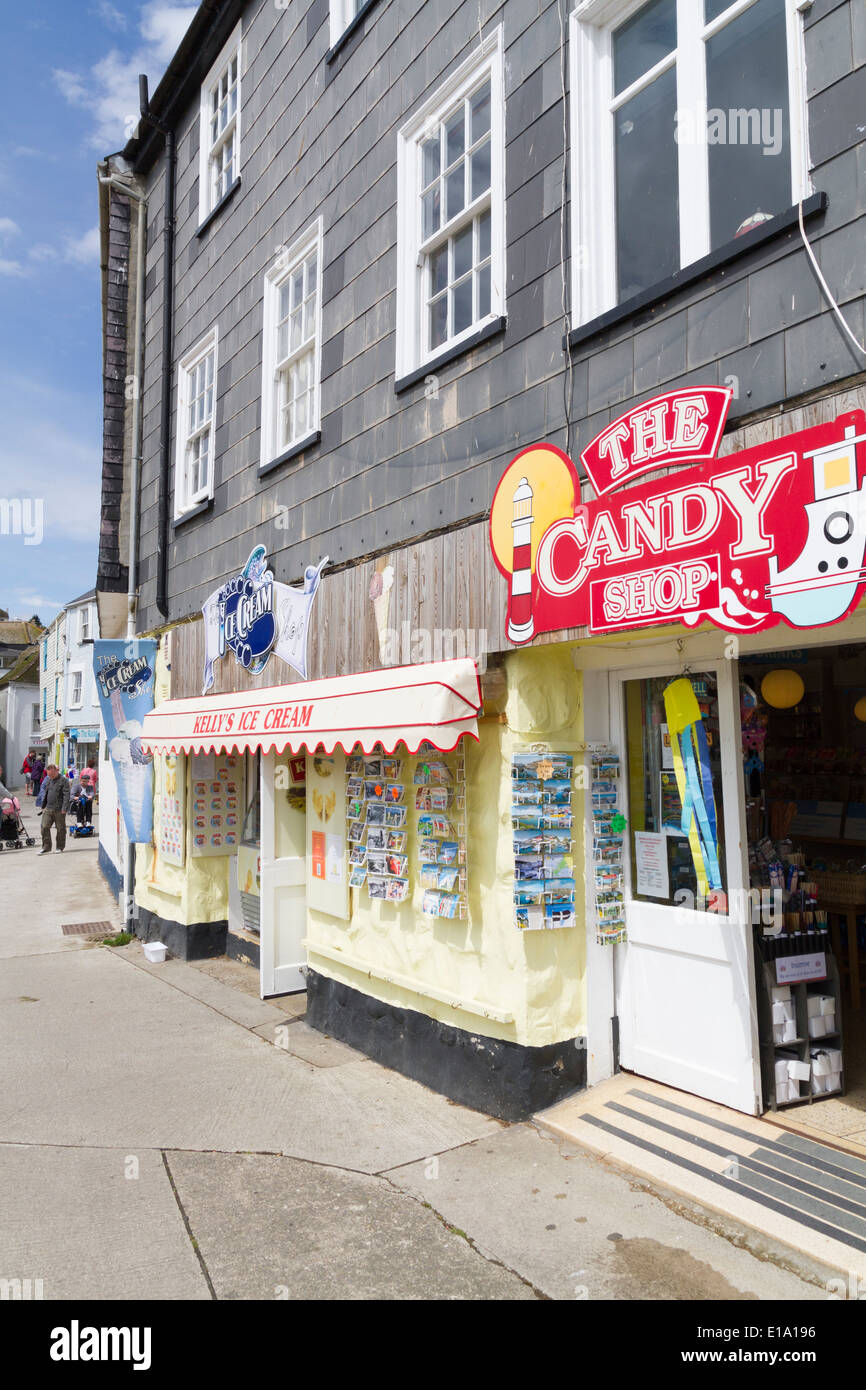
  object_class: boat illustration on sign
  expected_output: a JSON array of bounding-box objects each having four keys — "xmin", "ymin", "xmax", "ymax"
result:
[{"xmin": 766, "ymin": 425, "xmax": 866, "ymax": 627}]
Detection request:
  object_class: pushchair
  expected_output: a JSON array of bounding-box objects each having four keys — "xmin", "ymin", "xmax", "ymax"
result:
[{"xmin": 0, "ymin": 796, "xmax": 35, "ymax": 849}]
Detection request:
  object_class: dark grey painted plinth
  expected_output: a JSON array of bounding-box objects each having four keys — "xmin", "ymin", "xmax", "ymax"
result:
[
  {"xmin": 135, "ymin": 905, "xmax": 227, "ymax": 960},
  {"xmin": 226, "ymin": 929, "xmax": 260, "ymax": 969},
  {"xmin": 305, "ymin": 969, "xmax": 587, "ymax": 1122}
]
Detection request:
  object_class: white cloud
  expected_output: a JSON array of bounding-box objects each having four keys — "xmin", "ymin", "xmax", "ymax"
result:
[
  {"xmin": 0, "ymin": 219, "xmax": 23, "ymax": 275},
  {"xmin": 53, "ymin": 2, "xmax": 198, "ymax": 152},
  {"xmin": 90, "ymin": 0, "xmax": 128, "ymax": 31},
  {"xmin": 63, "ymin": 226, "xmax": 101, "ymax": 265}
]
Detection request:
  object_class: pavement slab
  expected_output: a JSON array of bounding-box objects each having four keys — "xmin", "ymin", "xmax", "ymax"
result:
[
  {"xmin": 0, "ymin": 1143, "xmax": 209, "ymax": 1301},
  {"xmin": 386, "ymin": 1123, "xmax": 827, "ymax": 1301},
  {"xmin": 0, "ymin": 948, "xmax": 500, "ymax": 1172},
  {"xmin": 165, "ymin": 1149, "xmax": 537, "ymax": 1300}
]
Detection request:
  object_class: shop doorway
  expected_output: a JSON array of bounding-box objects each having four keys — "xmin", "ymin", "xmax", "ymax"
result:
[
  {"xmin": 612, "ymin": 659, "xmax": 762, "ymax": 1114},
  {"xmin": 740, "ymin": 644, "xmax": 866, "ymax": 1144},
  {"xmin": 259, "ymin": 750, "xmax": 307, "ymax": 997}
]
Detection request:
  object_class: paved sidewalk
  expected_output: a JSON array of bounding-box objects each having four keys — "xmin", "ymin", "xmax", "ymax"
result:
[{"xmin": 0, "ymin": 803, "xmax": 838, "ymax": 1300}]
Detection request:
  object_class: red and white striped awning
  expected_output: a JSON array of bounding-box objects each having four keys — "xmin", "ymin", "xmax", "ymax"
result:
[{"xmin": 139, "ymin": 659, "xmax": 482, "ymax": 757}]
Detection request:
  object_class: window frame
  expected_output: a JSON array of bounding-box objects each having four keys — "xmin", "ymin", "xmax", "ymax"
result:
[
  {"xmin": 198, "ymin": 22, "xmax": 243, "ymax": 227},
  {"xmin": 396, "ymin": 26, "xmax": 506, "ymax": 381},
  {"xmin": 174, "ymin": 326, "xmax": 219, "ymax": 520},
  {"xmin": 569, "ymin": 0, "xmax": 812, "ymax": 328},
  {"xmin": 260, "ymin": 219, "xmax": 324, "ymax": 472},
  {"xmin": 329, "ymin": 0, "xmax": 368, "ymax": 49},
  {"xmin": 79, "ymin": 606, "xmax": 91, "ymax": 643},
  {"xmin": 69, "ymin": 668, "xmax": 83, "ymax": 710}
]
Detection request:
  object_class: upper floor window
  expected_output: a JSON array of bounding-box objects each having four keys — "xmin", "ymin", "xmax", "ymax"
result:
[
  {"xmin": 80, "ymin": 607, "xmax": 91, "ymax": 643},
  {"xmin": 330, "ymin": 0, "xmax": 367, "ymax": 47},
  {"xmin": 396, "ymin": 27, "xmax": 506, "ymax": 380},
  {"xmin": 42, "ymin": 640, "xmax": 47, "ymax": 671},
  {"xmin": 174, "ymin": 328, "xmax": 218, "ymax": 518},
  {"xmin": 198, "ymin": 23, "xmax": 242, "ymax": 225},
  {"xmin": 261, "ymin": 220, "xmax": 323, "ymax": 469},
  {"xmin": 70, "ymin": 670, "xmax": 83, "ymax": 708},
  {"xmin": 570, "ymin": 0, "xmax": 810, "ymax": 325}
]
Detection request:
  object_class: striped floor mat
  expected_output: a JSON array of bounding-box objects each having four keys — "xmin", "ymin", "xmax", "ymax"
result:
[{"xmin": 537, "ymin": 1075, "xmax": 866, "ymax": 1279}]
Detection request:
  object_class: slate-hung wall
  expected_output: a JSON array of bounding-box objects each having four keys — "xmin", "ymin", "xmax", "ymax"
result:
[{"xmin": 133, "ymin": 0, "xmax": 866, "ymax": 637}]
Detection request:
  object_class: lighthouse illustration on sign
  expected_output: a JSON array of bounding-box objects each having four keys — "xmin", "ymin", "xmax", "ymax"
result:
[
  {"xmin": 766, "ymin": 425, "xmax": 866, "ymax": 626},
  {"xmin": 508, "ymin": 477, "xmax": 535, "ymax": 642}
]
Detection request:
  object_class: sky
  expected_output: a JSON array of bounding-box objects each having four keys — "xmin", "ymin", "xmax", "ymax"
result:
[{"xmin": 0, "ymin": 1, "xmax": 197, "ymax": 630}]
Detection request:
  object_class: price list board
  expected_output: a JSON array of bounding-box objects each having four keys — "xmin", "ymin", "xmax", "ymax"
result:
[
  {"xmin": 190, "ymin": 752, "xmax": 243, "ymax": 857},
  {"xmin": 512, "ymin": 751, "xmax": 576, "ymax": 931}
]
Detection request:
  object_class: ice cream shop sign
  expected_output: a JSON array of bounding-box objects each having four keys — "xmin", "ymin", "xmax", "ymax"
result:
[{"xmin": 490, "ymin": 389, "xmax": 866, "ymax": 641}]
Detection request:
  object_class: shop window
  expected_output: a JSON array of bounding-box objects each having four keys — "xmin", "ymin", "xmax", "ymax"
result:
[
  {"xmin": 570, "ymin": 0, "xmax": 810, "ymax": 324},
  {"xmin": 260, "ymin": 221, "xmax": 323, "ymax": 469},
  {"xmin": 396, "ymin": 27, "xmax": 505, "ymax": 379},
  {"xmin": 623, "ymin": 671, "xmax": 727, "ymax": 909},
  {"xmin": 198, "ymin": 23, "xmax": 242, "ymax": 225},
  {"xmin": 174, "ymin": 327, "xmax": 218, "ymax": 518}
]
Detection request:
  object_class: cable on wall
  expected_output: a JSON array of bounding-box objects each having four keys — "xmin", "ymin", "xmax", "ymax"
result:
[
  {"xmin": 558, "ymin": 0, "xmax": 575, "ymax": 458},
  {"xmin": 798, "ymin": 197, "xmax": 866, "ymax": 358}
]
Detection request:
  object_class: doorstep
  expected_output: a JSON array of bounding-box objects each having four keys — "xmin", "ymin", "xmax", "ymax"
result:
[{"xmin": 536, "ymin": 1074, "xmax": 866, "ymax": 1282}]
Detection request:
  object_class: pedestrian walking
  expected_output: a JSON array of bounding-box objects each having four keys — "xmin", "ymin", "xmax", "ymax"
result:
[
  {"xmin": 20, "ymin": 755, "xmax": 32, "ymax": 794},
  {"xmin": 80, "ymin": 759, "xmax": 98, "ymax": 795},
  {"xmin": 30, "ymin": 757, "xmax": 44, "ymax": 798},
  {"xmin": 39, "ymin": 765, "xmax": 70, "ymax": 855}
]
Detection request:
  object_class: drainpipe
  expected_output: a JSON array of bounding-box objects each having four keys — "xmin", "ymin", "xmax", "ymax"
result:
[
  {"xmin": 96, "ymin": 165, "xmax": 147, "ymax": 641},
  {"xmin": 138, "ymin": 74, "xmax": 175, "ymax": 622}
]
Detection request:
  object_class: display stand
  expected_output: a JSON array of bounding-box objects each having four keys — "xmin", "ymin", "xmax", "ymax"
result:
[{"xmin": 757, "ymin": 951, "xmax": 846, "ymax": 1110}]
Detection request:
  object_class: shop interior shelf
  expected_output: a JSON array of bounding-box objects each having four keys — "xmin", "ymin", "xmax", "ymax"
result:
[{"xmin": 756, "ymin": 953, "xmax": 845, "ymax": 1111}]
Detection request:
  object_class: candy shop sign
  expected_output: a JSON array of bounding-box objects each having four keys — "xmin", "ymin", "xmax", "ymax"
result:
[{"xmin": 489, "ymin": 390, "xmax": 866, "ymax": 640}]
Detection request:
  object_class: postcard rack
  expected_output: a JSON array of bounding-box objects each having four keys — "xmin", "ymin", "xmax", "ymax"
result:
[
  {"xmin": 413, "ymin": 744, "xmax": 468, "ymax": 920},
  {"xmin": 512, "ymin": 748, "xmax": 576, "ymax": 931},
  {"xmin": 590, "ymin": 746, "xmax": 626, "ymax": 945},
  {"xmin": 345, "ymin": 749, "xmax": 411, "ymax": 904}
]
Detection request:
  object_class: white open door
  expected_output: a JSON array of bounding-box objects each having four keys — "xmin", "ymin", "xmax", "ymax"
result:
[
  {"xmin": 260, "ymin": 750, "xmax": 307, "ymax": 997},
  {"xmin": 613, "ymin": 659, "xmax": 762, "ymax": 1114}
]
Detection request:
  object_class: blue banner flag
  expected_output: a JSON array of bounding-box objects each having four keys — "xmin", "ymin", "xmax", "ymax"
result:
[{"xmin": 92, "ymin": 640, "xmax": 159, "ymax": 842}]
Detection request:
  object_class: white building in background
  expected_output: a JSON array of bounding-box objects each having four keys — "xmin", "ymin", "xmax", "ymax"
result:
[
  {"xmin": 0, "ymin": 648, "xmax": 41, "ymax": 791},
  {"xmin": 62, "ymin": 589, "xmax": 101, "ymax": 774},
  {"xmin": 39, "ymin": 612, "xmax": 67, "ymax": 766}
]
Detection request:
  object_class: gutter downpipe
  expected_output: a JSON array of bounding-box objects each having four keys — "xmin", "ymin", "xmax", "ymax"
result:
[
  {"xmin": 138, "ymin": 74, "xmax": 175, "ymax": 624},
  {"xmin": 97, "ymin": 163, "xmax": 148, "ymax": 936}
]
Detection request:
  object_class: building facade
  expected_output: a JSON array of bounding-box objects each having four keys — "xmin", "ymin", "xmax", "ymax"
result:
[
  {"xmin": 98, "ymin": 0, "xmax": 866, "ymax": 1119},
  {"xmin": 62, "ymin": 590, "xmax": 101, "ymax": 773},
  {"xmin": 39, "ymin": 613, "xmax": 68, "ymax": 768}
]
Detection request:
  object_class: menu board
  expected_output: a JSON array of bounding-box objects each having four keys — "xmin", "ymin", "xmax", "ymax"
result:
[
  {"xmin": 307, "ymin": 752, "xmax": 349, "ymax": 919},
  {"xmin": 190, "ymin": 752, "xmax": 243, "ymax": 857},
  {"xmin": 159, "ymin": 752, "xmax": 185, "ymax": 866},
  {"xmin": 512, "ymin": 750, "xmax": 575, "ymax": 931}
]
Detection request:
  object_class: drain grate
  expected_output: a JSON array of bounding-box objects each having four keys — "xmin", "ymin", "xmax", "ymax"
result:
[{"xmin": 60, "ymin": 921, "xmax": 115, "ymax": 937}]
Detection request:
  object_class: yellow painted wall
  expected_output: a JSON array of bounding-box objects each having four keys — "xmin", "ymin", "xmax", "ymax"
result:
[
  {"xmin": 306, "ymin": 642, "xmax": 587, "ymax": 1048},
  {"xmin": 135, "ymin": 640, "xmax": 229, "ymax": 925}
]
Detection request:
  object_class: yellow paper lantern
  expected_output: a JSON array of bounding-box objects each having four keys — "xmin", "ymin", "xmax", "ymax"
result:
[
  {"xmin": 854, "ymin": 697, "xmax": 866, "ymax": 723},
  {"xmin": 761, "ymin": 669, "xmax": 805, "ymax": 710}
]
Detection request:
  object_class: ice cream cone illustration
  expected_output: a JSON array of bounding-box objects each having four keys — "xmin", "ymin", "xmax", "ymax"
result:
[{"xmin": 369, "ymin": 561, "xmax": 395, "ymax": 662}]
